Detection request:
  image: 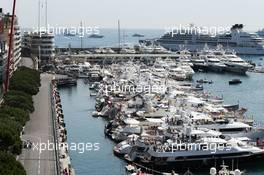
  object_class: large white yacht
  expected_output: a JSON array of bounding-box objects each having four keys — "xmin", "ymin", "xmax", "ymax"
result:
[
  {"xmin": 199, "ymin": 48, "xmax": 226, "ymax": 72},
  {"xmin": 221, "ymin": 50, "xmax": 252, "ymax": 74},
  {"xmin": 125, "ymin": 130, "xmax": 264, "ymax": 169},
  {"xmin": 157, "ymin": 24, "xmax": 264, "ymax": 55}
]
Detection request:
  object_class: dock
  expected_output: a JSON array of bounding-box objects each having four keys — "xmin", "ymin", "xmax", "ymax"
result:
[
  {"xmin": 55, "ymin": 75, "xmax": 77, "ymax": 87},
  {"xmin": 57, "ymin": 53, "xmax": 183, "ymax": 63}
]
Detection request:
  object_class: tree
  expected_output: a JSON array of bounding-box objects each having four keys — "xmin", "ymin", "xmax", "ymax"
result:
[
  {"xmin": 0, "ymin": 118, "xmax": 22, "ymax": 155},
  {"xmin": 3, "ymin": 90, "xmax": 34, "ymax": 112},
  {"xmin": 9, "ymin": 66, "xmax": 41, "ymax": 95},
  {"xmin": 0, "ymin": 151, "xmax": 26, "ymax": 175},
  {"xmin": 0, "ymin": 106, "xmax": 30, "ymax": 126}
]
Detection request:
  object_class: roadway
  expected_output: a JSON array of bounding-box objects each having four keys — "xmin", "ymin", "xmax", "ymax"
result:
[
  {"xmin": 19, "ymin": 57, "xmax": 35, "ymax": 69},
  {"xmin": 18, "ymin": 73, "xmax": 56, "ymax": 175}
]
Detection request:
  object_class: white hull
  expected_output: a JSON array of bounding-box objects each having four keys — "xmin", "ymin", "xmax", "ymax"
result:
[{"xmin": 161, "ymin": 43, "xmax": 264, "ymax": 55}]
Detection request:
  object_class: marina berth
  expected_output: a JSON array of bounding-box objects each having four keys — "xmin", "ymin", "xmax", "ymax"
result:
[
  {"xmin": 74, "ymin": 57, "xmax": 264, "ymax": 173},
  {"xmin": 124, "ymin": 131, "xmax": 264, "ymax": 170},
  {"xmin": 50, "ymin": 49, "xmax": 264, "ymax": 174},
  {"xmin": 68, "ymin": 54, "xmax": 263, "ymax": 173}
]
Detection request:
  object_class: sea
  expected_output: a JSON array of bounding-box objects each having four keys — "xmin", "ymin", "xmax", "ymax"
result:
[{"xmin": 57, "ymin": 29, "xmax": 264, "ymax": 175}]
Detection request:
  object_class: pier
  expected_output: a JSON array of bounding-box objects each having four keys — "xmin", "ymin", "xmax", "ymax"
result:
[
  {"xmin": 51, "ymin": 80, "xmax": 75, "ymax": 175},
  {"xmin": 56, "ymin": 53, "xmax": 183, "ymax": 63}
]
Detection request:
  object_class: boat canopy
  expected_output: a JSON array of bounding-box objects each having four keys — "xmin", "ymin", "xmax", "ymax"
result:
[
  {"xmin": 187, "ymin": 96, "xmax": 205, "ymax": 106},
  {"xmin": 124, "ymin": 118, "xmax": 140, "ymax": 125},
  {"xmin": 190, "ymin": 111, "xmax": 213, "ymax": 122}
]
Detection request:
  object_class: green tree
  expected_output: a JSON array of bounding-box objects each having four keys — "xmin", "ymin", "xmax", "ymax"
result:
[
  {"xmin": 0, "ymin": 106, "xmax": 30, "ymax": 126},
  {"xmin": 0, "ymin": 151, "xmax": 26, "ymax": 175},
  {"xmin": 3, "ymin": 90, "xmax": 34, "ymax": 112}
]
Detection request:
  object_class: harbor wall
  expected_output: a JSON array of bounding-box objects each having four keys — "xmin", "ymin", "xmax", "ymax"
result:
[{"xmin": 51, "ymin": 80, "xmax": 75, "ymax": 175}]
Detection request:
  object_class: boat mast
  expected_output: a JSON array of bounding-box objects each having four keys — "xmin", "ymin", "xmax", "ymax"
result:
[
  {"xmin": 4, "ymin": 0, "xmax": 16, "ymax": 92},
  {"xmin": 80, "ymin": 21, "xmax": 83, "ymax": 49},
  {"xmin": 118, "ymin": 19, "xmax": 121, "ymax": 51},
  {"xmin": 38, "ymin": 0, "xmax": 41, "ymax": 33},
  {"xmin": 45, "ymin": 0, "xmax": 48, "ymax": 32}
]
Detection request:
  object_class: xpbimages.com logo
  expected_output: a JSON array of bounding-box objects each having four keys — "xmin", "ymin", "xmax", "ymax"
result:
[
  {"xmin": 164, "ymin": 24, "xmax": 231, "ymax": 37},
  {"xmin": 104, "ymin": 82, "xmax": 167, "ymax": 96},
  {"xmin": 28, "ymin": 140, "xmax": 100, "ymax": 154},
  {"xmin": 155, "ymin": 141, "xmax": 232, "ymax": 154},
  {"xmin": 32, "ymin": 24, "xmax": 101, "ymax": 37}
]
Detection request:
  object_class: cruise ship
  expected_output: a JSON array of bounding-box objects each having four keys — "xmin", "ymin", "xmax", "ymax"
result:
[
  {"xmin": 156, "ymin": 24, "xmax": 264, "ymax": 55},
  {"xmin": 257, "ymin": 28, "xmax": 264, "ymax": 38}
]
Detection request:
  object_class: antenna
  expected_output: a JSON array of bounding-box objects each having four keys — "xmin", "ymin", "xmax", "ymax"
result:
[
  {"xmin": 118, "ymin": 19, "xmax": 121, "ymax": 50},
  {"xmin": 45, "ymin": 0, "xmax": 48, "ymax": 32},
  {"xmin": 80, "ymin": 21, "xmax": 83, "ymax": 49},
  {"xmin": 38, "ymin": 0, "xmax": 41, "ymax": 33},
  {"xmin": 123, "ymin": 29, "xmax": 125, "ymax": 45}
]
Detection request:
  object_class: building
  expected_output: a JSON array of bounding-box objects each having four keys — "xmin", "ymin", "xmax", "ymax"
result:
[
  {"xmin": 0, "ymin": 9, "xmax": 8, "ymax": 95},
  {"xmin": 22, "ymin": 31, "xmax": 55, "ymax": 66},
  {"xmin": 1, "ymin": 8, "xmax": 22, "ymax": 76}
]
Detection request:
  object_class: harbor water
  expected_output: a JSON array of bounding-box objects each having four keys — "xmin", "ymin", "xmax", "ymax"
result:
[
  {"xmin": 58, "ymin": 82, "xmax": 126, "ymax": 175},
  {"xmin": 57, "ymin": 32, "xmax": 264, "ymax": 175}
]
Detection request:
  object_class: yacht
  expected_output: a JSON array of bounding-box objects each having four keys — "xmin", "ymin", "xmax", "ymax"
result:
[
  {"xmin": 191, "ymin": 57, "xmax": 207, "ymax": 71},
  {"xmin": 125, "ymin": 134, "xmax": 264, "ymax": 169},
  {"xmin": 168, "ymin": 66, "xmax": 187, "ymax": 81},
  {"xmin": 132, "ymin": 33, "xmax": 145, "ymax": 37},
  {"xmin": 222, "ymin": 51, "xmax": 252, "ymax": 74},
  {"xmin": 105, "ymin": 48, "xmax": 115, "ymax": 54},
  {"xmin": 156, "ymin": 24, "xmax": 264, "ymax": 55},
  {"xmin": 205, "ymin": 56, "xmax": 226, "ymax": 72},
  {"xmin": 199, "ymin": 50, "xmax": 226, "ymax": 72},
  {"xmin": 152, "ymin": 59, "xmax": 168, "ymax": 78},
  {"xmin": 178, "ymin": 64, "xmax": 195, "ymax": 80},
  {"xmin": 88, "ymin": 34, "xmax": 104, "ymax": 38},
  {"xmin": 153, "ymin": 45, "xmax": 171, "ymax": 54},
  {"xmin": 199, "ymin": 119, "xmax": 264, "ymax": 140},
  {"xmin": 120, "ymin": 47, "xmax": 136, "ymax": 54}
]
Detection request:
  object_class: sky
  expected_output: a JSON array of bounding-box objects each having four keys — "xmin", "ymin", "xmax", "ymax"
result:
[{"xmin": 1, "ymin": 0, "xmax": 264, "ymax": 31}]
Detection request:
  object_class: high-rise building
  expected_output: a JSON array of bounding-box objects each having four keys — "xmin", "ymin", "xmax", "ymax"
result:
[
  {"xmin": 0, "ymin": 8, "xmax": 8, "ymax": 95},
  {"xmin": 22, "ymin": 31, "xmax": 55, "ymax": 66},
  {"xmin": 0, "ymin": 8, "xmax": 21, "ymax": 78}
]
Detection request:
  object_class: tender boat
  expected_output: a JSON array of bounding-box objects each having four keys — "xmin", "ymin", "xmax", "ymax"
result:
[{"xmin": 229, "ymin": 79, "xmax": 242, "ymax": 85}]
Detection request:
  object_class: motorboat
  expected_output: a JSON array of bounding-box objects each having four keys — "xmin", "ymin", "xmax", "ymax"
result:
[{"xmin": 229, "ymin": 79, "xmax": 242, "ymax": 85}]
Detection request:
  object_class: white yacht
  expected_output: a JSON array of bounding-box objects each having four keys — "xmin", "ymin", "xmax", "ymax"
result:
[
  {"xmin": 168, "ymin": 66, "xmax": 187, "ymax": 81},
  {"xmin": 156, "ymin": 24, "xmax": 264, "ymax": 55},
  {"xmin": 191, "ymin": 57, "xmax": 207, "ymax": 70},
  {"xmin": 206, "ymin": 56, "xmax": 226, "ymax": 72},
  {"xmin": 222, "ymin": 51, "xmax": 252, "ymax": 74},
  {"xmin": 152, "ymin": 44, "xmax": 171, "ymax": 54},
  {"xmin": 125, "ymin": 133, "xmax": 264, "ymax": 168},
  {"xmin": 120, "ymin": 47, "xmax": 136, "ymax": 54},
  {"xmin": 152, "ymin": 59, "xmax": 168, "ymax": 78},
  {"xmin": 178, "ymin": 64, "xmax": 195, "ymax": 80},
  {"xmin": 200, "ymin": 120, "xmax": 264, "ymax": 140}
]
